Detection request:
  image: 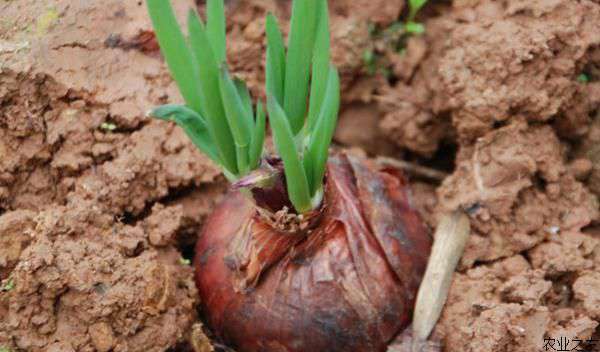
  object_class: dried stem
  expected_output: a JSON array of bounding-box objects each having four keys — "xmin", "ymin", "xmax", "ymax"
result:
[
  {"xmin": 411, "ymin": 211, "xmax": 470, "ymax": 352},
  {"xmin": 376, "ymin": 156, "xmax": 448, "ymax": 182}
]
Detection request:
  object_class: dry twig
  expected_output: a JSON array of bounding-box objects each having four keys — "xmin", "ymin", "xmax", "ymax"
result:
[
  {"xmin": 376, "ymin": 156, "xmax": 448, "ymax": 182},
  {"xmin": 411, "ymin": 211, "xmax": 470, "ymax": 352}
]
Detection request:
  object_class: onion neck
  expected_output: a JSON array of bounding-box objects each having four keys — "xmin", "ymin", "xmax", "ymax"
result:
[{"xmin": 232, "ymin": 158, "xmax": 325, "ymax": 234}]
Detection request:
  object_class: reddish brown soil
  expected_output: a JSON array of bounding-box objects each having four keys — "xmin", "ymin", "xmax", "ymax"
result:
[
  {"xmin": 1, "ymin": 0, "xmax": 600, "ymax": 351},
  {"xmin": 1, "ymin": 202, "xmax": 198, "ymax": 352}
]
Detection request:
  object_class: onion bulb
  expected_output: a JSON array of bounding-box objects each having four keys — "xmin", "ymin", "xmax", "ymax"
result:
[{"xmin": 194, "ymin": 154, "xmax": 432, "ymax": 352}]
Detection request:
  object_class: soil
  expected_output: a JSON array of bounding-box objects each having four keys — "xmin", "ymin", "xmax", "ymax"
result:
[
  {"xmin": 1, "ymin": 0, "xmax": 599, "ymax": 351},
  {"xmin": 1, "ymin": 201, "xmax": 198, "ymax": 352}
]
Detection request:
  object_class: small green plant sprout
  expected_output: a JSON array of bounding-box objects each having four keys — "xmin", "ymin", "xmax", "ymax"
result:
[
  {"xmin": 363, "ymin": 50, "xmax": 377, "ymax": 74},
  {"xmin": 578, "ymin": 73, "xmax": 590, "ymax": 83},
  {"xmin": 405, "ymin": 0, "xmax": 428, "ymax": 35},
  {"xmin": 362, "ymin": 0, "xmax": 429, "ymax": 76},
  {"xmin": 146, "ymin": 0, "xmax": 265, "ymax": 181},
  {"xmin": 100, "ymin": 122, "xmax": 117, "ymax": 131},
  {"xmin": 147, "ymin": 0, "xmax": 340, "ymax": 215},
  {"xmin": 0, "ymin": 347, "xmax": 12, "ymax": 352},
  {"xmin": 1, "ymin": 278, "xmax": 14, "ymax": 292},
  {"xmin": 265, "ymin": 0, "xmax": 340, "ymax": 213}
]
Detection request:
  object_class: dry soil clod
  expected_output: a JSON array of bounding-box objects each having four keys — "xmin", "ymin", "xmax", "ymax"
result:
[{"xmin": 412, "ymin": 211, "xmax": 470, "ymax": 352}]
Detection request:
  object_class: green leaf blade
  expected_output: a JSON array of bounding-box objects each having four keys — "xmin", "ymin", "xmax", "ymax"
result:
[
  {"xmin": 146, "ymin": 0, "xmax": 202, "ymax": 112},
  {"xmin": 306, "ymin": 0, "xmax": 331, "ymax": 133},
  {"xmin": 188, "ymin": 10, "xmax": 238, "ymax": 174},
  {"xmin": 305, "ymin": 66, "xmax": 340, "ymax": 196},
  {"xmin": 405, "ymin": 22, "xmax": 425, "ymax": 34},
  {"xmin": 578, "ymin": 73, "xmax": 590, "ymax": 83},
  {"xmin": 206, "ymin": 0, "xmax": 226, "ymax": 63},
  {"xmin": 219, "ymin": 68, "xmax": 252, "ymax": 175},
  {"xmin": 234, "ymin": 78, "xmax": 255, "ymax": 135},
  {"xmin": 265, "ymin": 14, "xmax": 286, "ymax": 105},
  {"xmin": 249, "ymin": 102, "xmax": 266, "ymax": 169},
  {"xmin": 284, "ymin": 0, "xmax": 320, "ymax": 134},
  {"xmin": 409, "ymin": 0, "xmax": 428, "ymax": 20},
  {"xmin": 149, "ymin": 104, "xmax": 221, "ymax": 164},
  {"xmin": 267, "ymin": 97, "xmax": 312, "ymax": 213}
]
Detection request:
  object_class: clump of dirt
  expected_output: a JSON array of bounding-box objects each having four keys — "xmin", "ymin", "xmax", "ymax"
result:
[
  {"xmin": 417, "ymin": 0, "xmax": 600, "ymax": 350},
  {"xmin": 331, "ymin": 0, "xmax": 404, "ymax": 27},
  {"xmin": 0, "ymin": 210, "xmax": 35, "ymax": 278},
  {"xmin": 67, "ymin": 121, "xmax": 222, "ymax": 217},
  {"xmin": 575, "ymin": 110, "xmax": 600, "ymax": 197},
  {"xmin": 438, "ymin": 256, "xmax": 553, "ymax": 351},
  {"xmin": 0, "ymin": 0, "xmax": 225, "ymax": 213},
  {"xmin": 0, "ymin": 70, "xmax": 73, "ymax": 210},
  {"xmin": 0, "ymin": 200, "xmax": 197, "ymax": 352},
  {"xmin": 437, "ymin": 120, "xmax": 598, "ymax": 266},
  {"xmin": 377, "ymin": 8, "xmax": 457, "ymax": 157},
  {"xmin": 375, "ymin": 0, "xmax": 600, "ymax": 156},
  {"xmin": 438, "ymin": 0, "xmax": 600, "ymax": 142},
  {"xmin": 436, "ymin": 248, "xmax": 600, "ymax": 352}
]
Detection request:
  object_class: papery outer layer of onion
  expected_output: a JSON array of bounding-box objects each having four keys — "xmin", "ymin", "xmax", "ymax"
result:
[{"xmin": 194, "ymin": 153, "xmax": 432, "ymax": 352}]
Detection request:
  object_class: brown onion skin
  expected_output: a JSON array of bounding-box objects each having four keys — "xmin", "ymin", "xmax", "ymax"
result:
[{"xmin": 194, "ymin": 154, "xmax": 431, "ymax": 352}]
